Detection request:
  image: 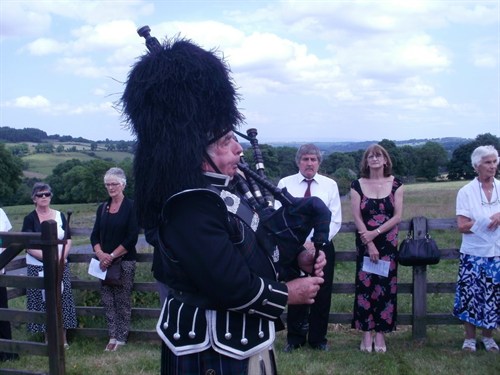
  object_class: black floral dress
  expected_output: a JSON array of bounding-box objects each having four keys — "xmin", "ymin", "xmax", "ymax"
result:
[{"xmin": 351, "ymin": 178, "xmax": 403, "ymax": 333}]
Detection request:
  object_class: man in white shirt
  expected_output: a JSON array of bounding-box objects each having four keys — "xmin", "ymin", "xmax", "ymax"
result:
[{"xmin": 276, "ymin": 144, "xmax": 342, "ymax": 351}]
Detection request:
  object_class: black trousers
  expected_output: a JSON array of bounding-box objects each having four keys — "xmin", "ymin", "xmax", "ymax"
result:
[
  {"xmin": 0, "ymin": 286, "xmax": 19, "ymax": 361},
  {"xmin": 286, "ymin": 241, "xmax": 335, "ymax": 347}
]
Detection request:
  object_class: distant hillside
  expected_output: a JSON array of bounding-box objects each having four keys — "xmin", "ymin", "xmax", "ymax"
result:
[
  {"xmin": 267, "ymin": 137, "xmax": 472, "ymax": 154},
  {"xmin": 1, "ymin": 126, "xmax": 473, "ymax": 156},
  {"xmin": 0, "ymin": 126, "xmax": 128, "ymax": 144}
]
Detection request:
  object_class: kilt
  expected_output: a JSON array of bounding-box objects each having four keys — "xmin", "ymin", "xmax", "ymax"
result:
[{"xmin": 161, "ymin": 342, "xmax": 277, "ymax": 375}]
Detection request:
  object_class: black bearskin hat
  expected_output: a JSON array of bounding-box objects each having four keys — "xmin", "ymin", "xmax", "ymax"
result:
[{"xmin": 122, "ymin": 36, "xmax": 244, "ymax": 229}]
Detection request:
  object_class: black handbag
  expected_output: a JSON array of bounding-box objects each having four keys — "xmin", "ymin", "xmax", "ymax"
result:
[
  {"xmin": 398, "ymin": 217, "xmax": 440, "ymax": 266},
  {"xmin": 102, "ymin": 257, "xmax": 122, "ymax": 286}
]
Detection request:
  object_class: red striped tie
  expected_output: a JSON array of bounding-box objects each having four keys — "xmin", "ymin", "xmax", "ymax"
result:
[{"xmin": 304, "ymin": 179, "xmax": 313, "ymax": 197}]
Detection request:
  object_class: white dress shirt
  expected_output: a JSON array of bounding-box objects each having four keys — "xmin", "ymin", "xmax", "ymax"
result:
[{"xmin": 275, "ymin": 172, "xmax": 342, "ymax": 241}]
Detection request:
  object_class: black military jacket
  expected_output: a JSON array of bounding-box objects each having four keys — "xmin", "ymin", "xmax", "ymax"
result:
[{"xmin": 156, "ymin": 174, "xmax": 288, "ymax": 359}]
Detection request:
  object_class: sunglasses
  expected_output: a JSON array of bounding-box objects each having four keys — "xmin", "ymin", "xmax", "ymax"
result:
[{"xmin": 35, "ymin": 192, "xmax": 52, "ymax": 198}]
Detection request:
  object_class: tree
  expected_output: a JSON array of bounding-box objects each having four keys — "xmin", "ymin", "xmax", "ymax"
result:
[
  {"xmin": 0, "ymin": 143, "xmax": 23, "ymax": 204},
  {"xmin": 379, "ymin": 139, "xmax": 405, "ymax": 176},
  {"xmin": 415, "ymin": 141, "xmax": 448, "ymax": 181},
  {"xmin": 398, "ymin": 145, "xmax": 418, "ymax": 180},
  {"xmin": 323, "ymin": 152, "xmax": 355, "ymax": 175},
  {"xmin": 332, "ymin": 167, "xmax": 357, "ymax": 196},
  {"xmin": 448, "ymin": 133, "xmax": 500, "ymax": 180},
  {"xmin": 47, "ymin": 159, "xmax": 83, "ymax": 203},
  {"xmin": 9, "ymin": 143, "xmax": 29, "ymax": 156},
  {"xmin": 35, "ymin": 143, "xmax": 54, "ymax": 153}
]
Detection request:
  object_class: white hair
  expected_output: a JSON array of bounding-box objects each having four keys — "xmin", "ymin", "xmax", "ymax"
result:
[
  {"xmin": 471, "ymin": 145, "xmax": 499, "ymax": 170},
  {"xmin": 104, "ymin": 167, "xmax": 127, "ymax": 187}
]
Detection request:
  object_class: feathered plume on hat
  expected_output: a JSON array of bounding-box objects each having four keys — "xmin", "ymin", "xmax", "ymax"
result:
[{"xmin": 121, "ymin": 35, "xmax": 244, "ymax": 228}]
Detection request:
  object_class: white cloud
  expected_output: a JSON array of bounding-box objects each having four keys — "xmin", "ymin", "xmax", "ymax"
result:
[
  {"xmin": 0, "ymin": 2, "xmax": 52, "ymax": 38},
  {"xmin": 25, "ymin": 38, "xmax": 64, "ymax": 55},
  {"xmin": 70, "ymin": 20, "xmax": 139, "ymax": 53},
  {"xmin": 9, "ymin": 95, "xmax": 50, "ymax": 108}
]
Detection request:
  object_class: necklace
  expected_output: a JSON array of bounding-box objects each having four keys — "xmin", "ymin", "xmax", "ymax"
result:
[
  {"xmin": 109, "ymin": 197, "xmax": 124, "ymax": 213},
  {"xmin": 36, "ymin": 209, "xmax": 53, "ymax": 221},
  {"xmin": 478, "ymin": 180, "xmax": 500, "ymax": 206}
]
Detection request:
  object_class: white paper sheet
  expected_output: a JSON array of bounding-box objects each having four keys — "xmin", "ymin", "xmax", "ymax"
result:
[
  {"xmin": 470, "ymin": 217, "xmax": 500, "ymax": 244},
  {"xmin": 88, "ymin": 258, "xmax": 106, "ymax": 280},
  {"xmin": 362, "ymin": 256, "xmax": 390, "ymax": 277}
]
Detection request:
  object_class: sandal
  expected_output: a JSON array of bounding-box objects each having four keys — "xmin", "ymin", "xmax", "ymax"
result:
[
  {"xmin": 462, "ymin": 338, "xmax": 476, "ymax": 352},
  {"xmin": 105, "ymin": 338, "xmax": 117, "ymax": 352},
  {"xmin": 482, "ymin": 337, "xmax": 499, "ymax": 352},
  {"xmin": 373, "ymin": 334, "xmax": 386, "ymax": 353},
  {"xmin": 359, "ymin": 332, "xmax": 372, "ymax": 353},
  {"xmin": 112, "ymin": 340, "xmax": 126, "ymax": 351}
]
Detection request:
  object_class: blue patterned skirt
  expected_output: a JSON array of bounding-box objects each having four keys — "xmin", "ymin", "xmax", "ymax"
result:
[{"xmin": 453, "ymin": 254, "xmax": 499, "ymax": 329}]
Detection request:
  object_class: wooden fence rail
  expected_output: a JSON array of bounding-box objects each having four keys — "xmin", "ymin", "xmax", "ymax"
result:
[
  {"xmin": 1, "ymin": 217, "xmax": 461, "ymax": 373},
  {"xmin": 0, "ymin": 221, "xmax": 66, "ymax": 375}
]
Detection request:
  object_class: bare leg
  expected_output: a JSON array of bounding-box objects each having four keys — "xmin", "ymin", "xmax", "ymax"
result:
[
  {"xmin": 481, "ymin": 328, "xmax": 493, "ymax": 338},
  {"xmin": 464, "ymin": 322, "xmax": 476, "ymax": 339},
  {"xmin": 374, "ymin": 332, "xmax": 386, "ymax": 352},
  {"xmin": 359, "ymin": 331, "xmax": 373, "ymax": 352}
]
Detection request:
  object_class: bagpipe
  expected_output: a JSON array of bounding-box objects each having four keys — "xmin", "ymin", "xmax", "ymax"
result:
[
  {"xmin": 137, "ymin": 26, "xmax": 331, "ymax": 274},
  {"xmin": 233, "ymin": 129, "xmax": 331, "ymax": 274}
]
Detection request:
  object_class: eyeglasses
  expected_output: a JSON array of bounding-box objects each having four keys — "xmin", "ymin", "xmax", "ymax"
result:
[
  {"xmin": 367, "ymin": 154, "xmax": 383, "ymax": 160},
  {"xmin": 35, "ymin": 192, "xmax": 52, "ymax": 198},
  {"xmin": 105, "ymin": 182, "xmax": 120, "ymax": 188},
  {"xmin": 478, "ymin": 181, "xmax": 500, "ymax": 206}
]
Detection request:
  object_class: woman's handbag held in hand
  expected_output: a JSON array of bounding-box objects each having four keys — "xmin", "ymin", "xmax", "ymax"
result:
[
  {"xmin": 102, "ymin": 257, "xmax": 122, "ymax": 286},
  {"xmin": 398, "ymin": 216, "xmax": 440, "ymax": 266}
]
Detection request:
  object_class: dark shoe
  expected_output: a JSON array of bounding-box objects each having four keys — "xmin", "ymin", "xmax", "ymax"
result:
[
  {"xmin": 310, "ymin": 343, "xmax": 329, "ymax": 351},
  {"xmin": 283, "ymin": 343, "xmax": 302, "ymax": 353}
]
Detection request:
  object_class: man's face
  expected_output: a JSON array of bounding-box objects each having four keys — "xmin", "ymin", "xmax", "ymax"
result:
[
  {"xmin": 298, "ymin": 153, "xmax": 319, "ymax": 179},
  {"xmin": 204, "ymin": 131, "xmax": 243, "ymax": 177}
]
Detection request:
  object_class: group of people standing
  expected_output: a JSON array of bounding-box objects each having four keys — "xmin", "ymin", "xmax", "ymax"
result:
[
  {"xmin": 0, "ymin": 166, "xmax": 138, "ymax": 355},
  {"xmin": 0, "ymin": 27, "xmax": 498, "ymax": 375},
  {"xmin": 120, "ymin": 29, "xmax": 498, "ymax": 375}
]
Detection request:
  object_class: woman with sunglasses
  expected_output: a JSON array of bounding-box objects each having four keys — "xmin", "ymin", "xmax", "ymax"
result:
[
  {"xmin": 22, "ymin": 182, "xmax": 77, "ymax": 348},
  {"xmin": 454, "ymin": 145, "xmax": 500, "ymax": 352}
]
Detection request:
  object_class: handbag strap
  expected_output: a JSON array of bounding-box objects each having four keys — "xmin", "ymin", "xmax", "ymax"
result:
[{"xmin": 408, "ymin": 216, "xmax": 429, "ymax": 240}]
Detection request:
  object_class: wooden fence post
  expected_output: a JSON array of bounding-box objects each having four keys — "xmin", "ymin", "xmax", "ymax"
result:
[
  {"xmin": 41, "ymin": 220, "xmax": 65, "ymax": 375},
  {"xmin": 411, "ymin": 216, "xmax": 428, "ymax": 341}
]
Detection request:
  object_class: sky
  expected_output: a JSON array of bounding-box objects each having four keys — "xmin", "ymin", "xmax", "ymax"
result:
[{"xmin": 0, "ymin": 0, "xmax": 499, "ymax": 143}]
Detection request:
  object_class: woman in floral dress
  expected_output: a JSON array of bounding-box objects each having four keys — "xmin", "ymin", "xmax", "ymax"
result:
[{"xmin": 350, "ymin": 144, "xmax": 404, "ymax": 353}]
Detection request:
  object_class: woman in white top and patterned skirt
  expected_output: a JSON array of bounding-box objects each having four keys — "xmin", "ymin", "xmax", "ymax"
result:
[{"xmin": 454, "ymin": 145, "xmax": 500, "ymax": 352}]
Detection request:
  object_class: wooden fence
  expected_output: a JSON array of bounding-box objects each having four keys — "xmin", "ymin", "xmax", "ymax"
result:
[
  {"xmin": 0, "ymin": 221, "xmax": 66, "ymax": 375},
  {"xmin": 0, "ymin": 217, "xmax": 461, "ymax": 374}
]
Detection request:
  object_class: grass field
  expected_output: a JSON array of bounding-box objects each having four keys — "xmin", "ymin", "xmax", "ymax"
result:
[
  {"xmin": 20, "ymin": 150, "xmax": 133, "ymax": 179},
  {"xmin": 2, "ymin": 180, "xmax": 499, "ymax": 374}
]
